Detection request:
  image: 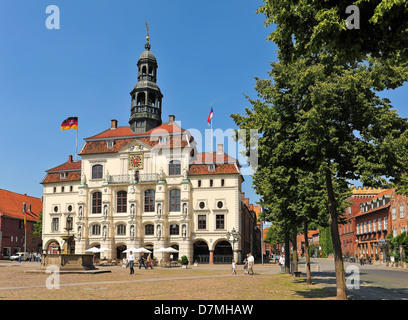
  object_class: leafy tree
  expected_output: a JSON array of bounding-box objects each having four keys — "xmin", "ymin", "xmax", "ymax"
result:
[
  {"xmin": 257, "ymin": 0, "xmax": 408, "ymax": 65},
  {"xmin": 33, "ymin": 211, "xmax": 42, "ymax": 238},
  {"xmin": 387, "ymin": 232, "xmax": 408, "ymax": 263},
  {"xmin": 232, "ymin": 52, "xmax": 408, "ymax": 299},
  {"xmin": 235, "ymin": 0, "xmax": 408, "ymax": 300}
]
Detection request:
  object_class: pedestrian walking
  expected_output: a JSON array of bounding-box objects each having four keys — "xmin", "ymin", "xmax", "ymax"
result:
[
  {"xmin": 128, "ymin": 251, "xmax": 135, "ymax": 274},
  {"xmin": 247, "ymin": 253, "xmax": 254, "ymax": 275},
  {"xmin": 231, "ymin": 259, "xmax": 237, "ymax": 275},
  {"xmin": 139, "ymin": 254, "xmax": 147, "ymax": 269}
]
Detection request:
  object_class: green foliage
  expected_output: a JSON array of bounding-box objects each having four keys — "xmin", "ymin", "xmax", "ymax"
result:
[
  {"xmin": 387, "ymin": 232, "xmax": 408, "ymax": 262},
  {"xmin": 319, "ymin": 227, "xmax": 334, "ymax": 258},
  {"xmin": 33, "ymin": 211, "xmax": 42, "ymax": 238},
  {"xmin": 180, "ymin": 255, "xmax": 189, "ymax": 265},
  {"xmin": 257, "ymin": 0, "xmax": 408, "ymax": 64}
]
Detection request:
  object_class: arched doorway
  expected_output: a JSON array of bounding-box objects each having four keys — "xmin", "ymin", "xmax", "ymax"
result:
[
  {"xmin": 193, "ymin": 240, "xmax": 209, "ymax": 264},
  {"xmin": 170, "ymin": 244, "xmax": 179, "ymax": 261},
  {"xmin": 47, "ymin": 241, "xmax": 61, "ymax": 254},
  {"xmin": 214, "ymin": 240, "xmax": 233, "ymax": 264},
  {"xmin": 144, "ymin": 244, "xmax": 154, "ymax": 259},
  {"xmin": 117, "ymin": 245, "xmax": 127, "ymax": 260}
]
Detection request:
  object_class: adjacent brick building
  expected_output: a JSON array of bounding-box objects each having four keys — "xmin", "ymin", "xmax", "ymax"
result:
[{"xmin": 0, "ymin": 189, "xmax": 42, "ymax": 259}]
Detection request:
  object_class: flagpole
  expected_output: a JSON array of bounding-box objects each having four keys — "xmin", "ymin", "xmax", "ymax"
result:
[
  {"xmin": 211, "ymin": 102, "xmax": 213, "ymax": 153},
  {"xmin": 261, "ymin": 219, "xmax": 264, "ymax": 265},
  {"xmin": 23, "ymin": 208, "xmax": 26, "ymax": 255},
  {"xmin": 75, "ymin": 117, "xmax": 78, "ymax": 161}
]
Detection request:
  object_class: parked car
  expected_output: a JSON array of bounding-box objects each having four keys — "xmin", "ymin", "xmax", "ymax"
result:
[{"xmin": 10, "ymin": 252, "xmax": 30, "ymax": 261}]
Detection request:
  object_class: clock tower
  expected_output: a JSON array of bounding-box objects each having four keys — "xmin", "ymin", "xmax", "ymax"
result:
[{"xmin": 129, "ymin": 28, "xmax": 163, "ymax": 133}]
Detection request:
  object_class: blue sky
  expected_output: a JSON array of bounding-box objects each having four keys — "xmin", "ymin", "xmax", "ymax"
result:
[
  {"xmin": 1, "ymin": 1, "xmax": 408, "ymax": 205},
  {"xmin": 0, "ymin": 0, "xmax": 276, "ymax": 203}
]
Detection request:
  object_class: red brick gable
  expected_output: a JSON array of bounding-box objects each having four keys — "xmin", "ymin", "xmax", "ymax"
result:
[
  {"xmin": 355, "ymin": 189, "xmax": 393, "ymax": 217},
  {"xmin": 0, "ymin": 189, "xmax": 42, "ymax": 222}
]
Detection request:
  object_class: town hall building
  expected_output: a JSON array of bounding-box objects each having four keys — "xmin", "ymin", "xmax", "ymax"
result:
[{"xmin": 40, "ymin": 34, "xmax": 260, "ymax": 264}]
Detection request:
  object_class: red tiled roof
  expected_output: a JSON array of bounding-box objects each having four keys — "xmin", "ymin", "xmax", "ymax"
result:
[
  {"xmin": 46, "ymin": 160, "xmax": 81, "ymax": 173},
  {"xmin": 0, "ymin": 189, "xmax": 42, "ymax": 222},
  {"xmin": 41, "ymin": 171, "xmax": 82, "ymax": 184},
  {"xmin": 43, "ymin": 156, "xmax": 82, "ymax": 184},
  {"xmin": 191, "ymin": 152, "xmax": 237, "ymax": 164},
  {"xmin": 85, "ymin": 122, "xmax": 185, "ymax": 140},
  {"xmin": 80, "ymin": 138, "xmax": 136, "ymax": 155},
  {"xmin": 188, "ymin": 152, "xmax": 239, "ymax": 175},
  {"xmin": 80, "ymin": 123, "xmax": 190, "ymax": 155}
]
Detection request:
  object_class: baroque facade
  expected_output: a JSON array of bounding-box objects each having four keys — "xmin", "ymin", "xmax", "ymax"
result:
[{"xmin": 41, "ymin": 36, "xmax": 259, "ymax": 264}]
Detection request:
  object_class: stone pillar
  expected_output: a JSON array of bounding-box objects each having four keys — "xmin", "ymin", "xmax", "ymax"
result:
[{"xmin": 209, "ymin": 250, "xmax": 214, "ymax": 264}]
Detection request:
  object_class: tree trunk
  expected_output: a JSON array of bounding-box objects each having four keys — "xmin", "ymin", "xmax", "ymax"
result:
[
  {"xmin": 303, "ymin": 218, "xmax": 312, "ymax": 285},
  {"xmin": 325, "ymin": 169, "xmax": 347, "ymax": 300},
  {"xmin": 292, "ymin": 228, "xmax": 298, "ymax": 273},
  {"xmin": 284, "ymin": 230, "xmax": 291, "ymax": 274}
]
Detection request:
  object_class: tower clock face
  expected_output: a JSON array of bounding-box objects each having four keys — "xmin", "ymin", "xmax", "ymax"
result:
[{"xmin": 129, "ymin": 153, "xmax": 143, "ymax": 170}]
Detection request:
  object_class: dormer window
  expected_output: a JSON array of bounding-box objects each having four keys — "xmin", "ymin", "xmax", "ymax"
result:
[
  {"xmin": 169, "ymin": 160, "xmax": 181, "ymax": 175},
  {"xmin": 208, "ymin": 164, "xmax": 215, "ymax": 171},
  {"xmin": 60, "ymin": 172, "xmax": 67, "ymax": 179},
  {"xmin": 107, "ymin": 140, "xmax": 115, "ymax": 149},
  {"xmin": 159, "ymin": 136, "xmax": 167, "ymax": 145}
]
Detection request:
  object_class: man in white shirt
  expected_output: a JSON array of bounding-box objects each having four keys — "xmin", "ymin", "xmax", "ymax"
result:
[
  {"xmin": 279, "ymin": 255, "xmax": 285, "ymax": 273},
  {"xmin": 128, "ymin": 251, "xmax": 135, "ymax": 274},
  {"xmin": 247, "ymin": 253, "xmax": 255, "ymax": 275}
]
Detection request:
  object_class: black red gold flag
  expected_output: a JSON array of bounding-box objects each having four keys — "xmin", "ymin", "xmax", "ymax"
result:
[{"xmin": 61, "ymin": 117, "xmax": 78, "ymax": 130}]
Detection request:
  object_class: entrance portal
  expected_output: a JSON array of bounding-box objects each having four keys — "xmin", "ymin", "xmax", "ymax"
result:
[
  {"xmin": 193, "ymin": 241, "xmax": 209, "ymax": 264},
  {"xmin": 214, "ymin": 241, "xmax": 233, "ymax": 264}
]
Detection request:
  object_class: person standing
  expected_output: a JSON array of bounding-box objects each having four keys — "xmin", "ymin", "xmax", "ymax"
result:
[
  {"xmin": 231, "ymin": 259, "xmax": 237, "ymax": 275},
  {"xmin": 279, "ymin": 254, "xmax": 285, "ymax": 273},
  {"xmin": 247, "ymin": 253, "xmax": 255, "ymax": 275},
  {"xmin": 128, "ymin": 251, "xmax": 135, "ymax": 274},
  {"xmin": 243, "ymin": 255, "xmax": 249, "ymax": 275},
  {"xmin": 146, "ymin": 254, "xmax": 153, "ymax": 269}
]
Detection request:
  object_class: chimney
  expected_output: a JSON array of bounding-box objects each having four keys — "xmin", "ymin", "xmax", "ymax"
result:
[
  {"xmin": 68, "ymin": 155, "xmax": 73, "ymax": 163},
  {"xmin": 169, "ymin": 115, "xmax": 175, "ymax": 123},
  {"xmin": 217, "ymin": 144, "xmax": 224, "ymax": 154},
  {"xmin": 111, "ymin": 119, "xmax": 118, "ymax": 129}
]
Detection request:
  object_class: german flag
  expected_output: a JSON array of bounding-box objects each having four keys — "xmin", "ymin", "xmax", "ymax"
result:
[{"xmin": 61, "ymin": 117, "xmax": 78, "ymax": 130}]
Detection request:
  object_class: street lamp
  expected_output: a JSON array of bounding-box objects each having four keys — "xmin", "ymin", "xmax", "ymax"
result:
[{"xmin": 227, "ymin": 228, "xmax": 239, "ymax": 253}]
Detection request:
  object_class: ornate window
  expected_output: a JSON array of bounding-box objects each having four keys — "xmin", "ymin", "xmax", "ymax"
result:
[
  {"xmin": 145, "ymin": 224, "xmax": 154, "ymax": 236},
  {"xmin": 92, "ymin": 164, "xmax": 103, "ymax": 179},
  {"xmin": 169, "ymin": 189, "xmax": 180, "ymax": 212},
  {"xmin": 144, "ymin": 189, "xmax": 155, "ymax": 212},
  {"xmin": 169, "ymin": 224, "xmax": 179, "ymax": 235},
  {"xmin": 169, "ymin": 160, "xmax": 181, "ymax": 175},
  {"xmin": 92, "ymin": 192, "xmax": 102, "ymax": 214},
  {"xmin": 117, "ymin": 191, "xmax": 127, "ymax": 213},
  {"xmin": 91, "ymin": 224, "xmax": 101, "ymax": 236},
  {"xmin": 117, "ymin": 224, "xmax": 126, "ymax": 236}
]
